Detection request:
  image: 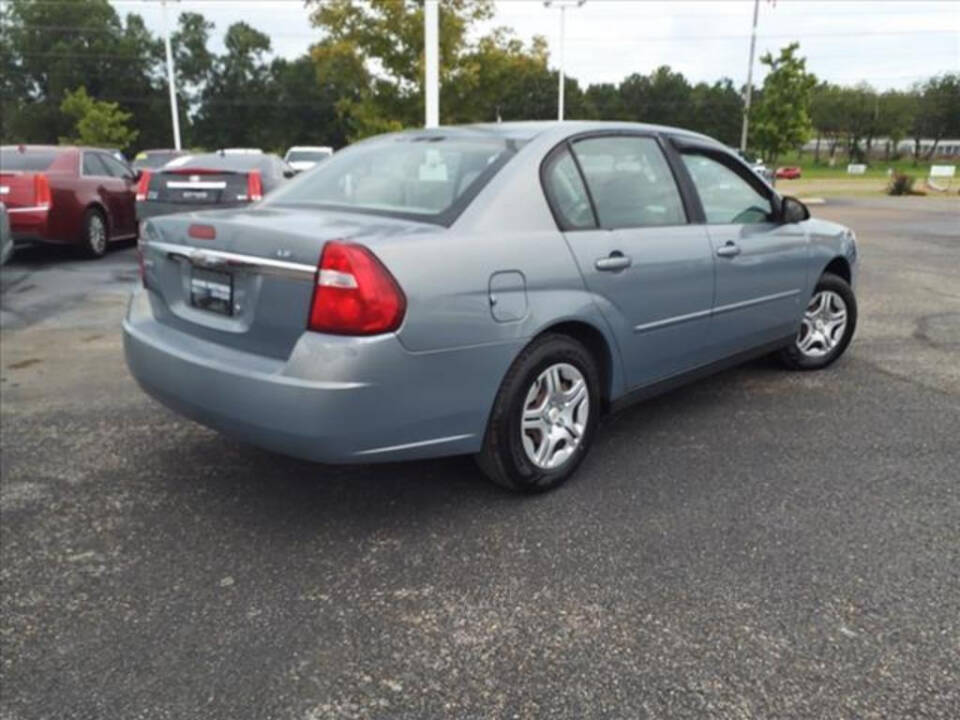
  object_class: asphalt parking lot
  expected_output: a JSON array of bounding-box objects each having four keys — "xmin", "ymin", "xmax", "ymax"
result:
[{"xmin": 1, "ymin": 197, "xmax": 958, "ymax": 719}]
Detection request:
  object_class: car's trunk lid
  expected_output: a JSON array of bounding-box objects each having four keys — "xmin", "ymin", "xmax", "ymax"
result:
[
  {"xmin": 148, "ymin": 168, "xmax": 251, "ymax": 206},
  {"xmin": 141, "ymin": 206, "xmax": 431, "ymax": 359}
]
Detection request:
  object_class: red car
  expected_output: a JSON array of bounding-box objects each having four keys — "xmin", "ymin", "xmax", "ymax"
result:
[
  {"xmin": 1, "ymin": 145, "xmax": 139, "ymax": 258},
  {"xmin": 775, "ymin": 166, "xmax": 802, "ymax": 180}
]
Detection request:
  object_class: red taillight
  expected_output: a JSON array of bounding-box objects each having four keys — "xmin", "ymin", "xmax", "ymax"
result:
[
  {"xmin": 246, "ymin": 171, "xmax": 263, "ymax": 202},
  {"xmin": 188, "ymin": 223, "xmax": 216, "ymax": 240},
  {"xmin": 308, "ymin": 242, "xmax": 406, "ymax": 335},
  {"xmin": 34, "ymin": 173, "xmax": 51, "ymax": 209},
  {"xmin": 135, "ymin": 170, "xmax": 152, "ymax": 201}
]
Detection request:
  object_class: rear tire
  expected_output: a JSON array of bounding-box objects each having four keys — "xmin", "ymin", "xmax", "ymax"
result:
[
  {"xmin": 82, "ymin": 208, "xmax": 108, "ymax": 258},
  {"xmin": 476, "ymin": 334, "xmax": 601, "ymax": 493},
  {"xmin": 779, "ymin": 272, "xmax": 857, "ymax": 370}
]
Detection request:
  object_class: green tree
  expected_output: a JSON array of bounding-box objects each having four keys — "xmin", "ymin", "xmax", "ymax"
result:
[
  {"xmin": 308, "ymin": 0, "xmax": 517, "ymax": 137},
  {"xmin": 59, "ymin": 86, "xmax": 139, "ymax": 149},
  {"xmin": 911, "ymin": 73, "xmax": 960, "ymax": 162},
  {"xmin": 689, "ymin": 79, "xmax": 743, "ymax": 146},
  {"xmin": 1, "ymin": 0, "xmax": 166, "ymax": 148},
  {"xmin": 192, "ymin": 22, "xmax": 276, "ymax": 149},
  {"xmin": 750, "ymin": 42, "xmax": 817, "ymax": 163},
  {"xmin": 877, "ymin": 89, "xmax": 916, "ymax": 160}
]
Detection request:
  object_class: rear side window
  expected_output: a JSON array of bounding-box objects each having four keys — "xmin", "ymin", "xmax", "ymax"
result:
[
  {"xmin": 82, "ymin": 153, "xmax": 109, "ymax": 177},
  {"xmin": 1, "ymin": 148, "xmax": 58, "ymax": 171},
  {"xmin": 571, "ymin": 136, "xmax": 687, "ymax": 229},
  {"xmin": 264, "ymin": 136, "xmax": 516, "ymax": 225},
  {"xmin": 100, "ymin": 153, "xmax": 132, "ymax": 178},
  {"xmin": 542, "ymin": 148, "xmax": 596, "ymax": 230},
  {"xmin": 681, "ymin": 153, "xmax": 773, "ymax": 224}
]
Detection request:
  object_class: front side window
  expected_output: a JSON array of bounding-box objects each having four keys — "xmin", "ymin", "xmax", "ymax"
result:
[
  {"xmin": 681, "ymin": 152, "xmax": 773, "ymax": 224},
  {"xmin": 542, "ymin": 148, "xmax": 596, "ymax": 230},
  {"xmin": 570, "ymin": 136, "xmax": 687, "ymax": 229},
  {"xmin": 265, "ymin": 136, "xmax": 516, "ymax": 223}
]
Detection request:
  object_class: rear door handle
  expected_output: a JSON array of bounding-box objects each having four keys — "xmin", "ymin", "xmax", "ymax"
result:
[
  {"xmin": 716, "ymin": 241, "xmax": 741, "ymax": 258},
  {"xmin": 595, "ymin": 252, "xmax": 632, "ymax": 272}
]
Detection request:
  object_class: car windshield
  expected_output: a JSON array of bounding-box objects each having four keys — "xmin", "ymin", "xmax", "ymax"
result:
[
  {"xmin": 1, "ymin": 148, "xmax": 59, "ymax": 171},
  {"xmin": 287, "ymin": 151, "xmax": 331, "ymax": 163},
  {"xmin": 265, "ymin": 135, "xmax": 517, "ymax": 222}
]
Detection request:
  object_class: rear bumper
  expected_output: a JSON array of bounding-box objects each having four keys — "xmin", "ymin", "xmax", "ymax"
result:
[
  {"xmin": 123, "ymin": 287, "xmax": 520, "ymax": 464},
  {"xmin": 8, "ymin": 207, "xmax": 53, "ymax": 243}
]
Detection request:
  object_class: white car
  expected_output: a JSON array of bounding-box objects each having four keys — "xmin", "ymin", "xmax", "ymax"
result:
[{"xmin": 284, "ymin": 146, "xmax": 333, "ymax": 172}]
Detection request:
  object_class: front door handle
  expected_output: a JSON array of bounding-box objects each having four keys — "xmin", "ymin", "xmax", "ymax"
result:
[
  {"xmin": 595, "ymin": 252, "xmax": 632, "ymax": 272},
  {"xmin": 716, "ymin": 241, "xmax": 741, "ymax": 258}
]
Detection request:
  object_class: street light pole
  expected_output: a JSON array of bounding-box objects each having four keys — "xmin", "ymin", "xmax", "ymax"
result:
[
  {"xmin": 544, "ymin": 0, "xmax": 584, "ymax": 122},
  {"xmin": 739, "ymin": 0, "xmax": 760, "ymax": 153},
  {"xmin": 424, "ymin": 0, "xmax": 439, "ymax": 128},
  {"xmin": 161, "ymin": 0, "xmax": 182, "ymax": 150}
]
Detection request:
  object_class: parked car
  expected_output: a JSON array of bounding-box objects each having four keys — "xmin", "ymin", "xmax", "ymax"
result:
[
  {"xmin": 132, "ymin": 149, "xmax": 189, "ymax": 171},
  {"xmin": 1, "ymin": 145, "xmax": 139, "ymax": 257},
  {"xmin": 124, "ymin": 122, "xmax": 859, "ymax": 493},
  {"xmin": 135, "ymin": 151, "xmax": 295, "ymax": 221},
  {"xmin": 0, "ymin": 202, "xmax": 12, "ymax": 265},
  {"xmin": 776, "ymin": 166, "xmax": 803, "ymax": 180},
  {"xmin": 284, "ymin": 146, "xmax": 334, "ymax": 172}
]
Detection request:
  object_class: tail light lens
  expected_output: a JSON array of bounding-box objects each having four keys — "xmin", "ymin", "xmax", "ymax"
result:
[
  {"xmin": 135, "ymin": 170, "xmax": 152, "ymax": 201},
  {"xmin": 34, "ymin": 174, "xmax": 52, "ymax": 209},
  {"xmin": 188, "ymin": 223, "xmax": 216, "ymax": 240},
  {"xmin": 308, "ymin": 242, "xmax": 406, "ymax": 335},
  {"xmin": 246, "ymin": 171, "xmax": 263, "ymax": 202}
]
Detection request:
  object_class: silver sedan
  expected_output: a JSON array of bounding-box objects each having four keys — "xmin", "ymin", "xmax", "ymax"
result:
[{"xmin": 124, "ymin": 122, "xmax": 858, "ymax": 492}]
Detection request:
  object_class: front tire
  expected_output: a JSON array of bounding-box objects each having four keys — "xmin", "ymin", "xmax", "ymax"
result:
[
  {"xmin": 780, "ymin": 272, "xmax": 857, "ymax": 370},
  {"xmin": 82, "ymin": 208, "xmax": 108, "ymax": 258},
  {"xmin": 476, "ymin": 334, "xmax": 601, "ymax": 493}
]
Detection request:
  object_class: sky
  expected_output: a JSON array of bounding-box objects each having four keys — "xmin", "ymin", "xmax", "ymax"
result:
[{"xmin": 114, "ymin": 0, "xmax": 959, "ymax": 90}]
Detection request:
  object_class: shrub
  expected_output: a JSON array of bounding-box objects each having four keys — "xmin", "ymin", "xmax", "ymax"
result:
[{"xmin": 887, "ymin": 172, "xmax": 915, "ymax": 196}]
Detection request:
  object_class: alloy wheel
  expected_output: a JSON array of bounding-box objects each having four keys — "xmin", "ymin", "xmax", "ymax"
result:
[{"xmin": 88, "ymin": 214, "xmax": 107, "ymax": 255}]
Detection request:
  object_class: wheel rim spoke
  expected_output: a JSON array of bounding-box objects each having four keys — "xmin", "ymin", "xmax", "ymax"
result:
[
  {"xmin": 797, "ymin": 290, "xmax": 848, "ymax": 358},
  {"xmin": 521, "ymin": 362, "xmax": 590, "ymax": 470}
]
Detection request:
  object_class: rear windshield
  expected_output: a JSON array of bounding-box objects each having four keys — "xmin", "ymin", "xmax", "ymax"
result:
[
  {"xmin": 265, "ymin": 136, "xmax": 517, "ymax": 224},
  {"xmin": 134, "ymin": 152, "xmax": 182, "ymax": 169},
  {"xmin": 287, "ymin": 150, "xmax": 331, "ymax": 163},
  {"xmin": 1, "ymin": 148, "xmax": 59, "ymax": 172},
  {"xmin": 162, "ymin": 153, "xmax": 264, "ymax": 172}
]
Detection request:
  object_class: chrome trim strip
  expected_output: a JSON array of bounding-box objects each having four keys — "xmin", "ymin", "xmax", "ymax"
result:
[
  {"xmin": 6, "ymin": 205, "xmax": 50, "ymax": 214},
  {"xmin": 165, "ymin": 181, "xmax": 227, "ymax": 189},
  {"xmin": 634, "ymin": 289, "xmax": 801, "ymax": 333},
  {"xmin": 634, "ymin": 307, "xmax": 712, "ymax": 334},
  {"xmin": 712, "ymin": 289, "xmax": 801, "ymax": 316},
  {"xmin": 146, "ymin": 240, "xmax": 316, "ymax": 282},
  {"xmin": 354, "ymin": 433, "xmax": 475, "ymax": 456}
]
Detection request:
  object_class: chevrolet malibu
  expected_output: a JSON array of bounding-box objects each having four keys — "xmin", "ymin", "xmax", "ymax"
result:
[{"xmin": 124, "ymin": 122, "xmax": 858, "ymax": 493}]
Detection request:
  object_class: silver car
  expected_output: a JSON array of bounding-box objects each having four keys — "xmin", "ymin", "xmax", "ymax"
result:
[{"xmin": 124, "ymin": 122, "xmax": 858, "ymax": 492}]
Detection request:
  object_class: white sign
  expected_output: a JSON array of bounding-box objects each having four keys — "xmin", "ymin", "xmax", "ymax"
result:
[
  {"xmin": 930, "ymin": 165, "xmax": 956, "ymax": 178},
  {"xmin": 847, "ymin": 164, "xmax": 867, "ymax": 175}
]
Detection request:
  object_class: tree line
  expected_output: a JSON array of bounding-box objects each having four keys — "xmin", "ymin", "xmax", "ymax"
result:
[{"xmin": 2, "ymin": 0, "xmax": 957, "ymax": 165}]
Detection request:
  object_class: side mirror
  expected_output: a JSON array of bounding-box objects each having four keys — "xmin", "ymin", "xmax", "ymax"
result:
[
  {"xmin": 130, "ymin": 169, "xmax": 142, "ymax": 183},
  {"xmin": 780, "ymin": 196, "xmax": 809, "ymax": 224},
  {"xmin": 283, "ymin": 169, "xmax": 298, "ymax": 179}
]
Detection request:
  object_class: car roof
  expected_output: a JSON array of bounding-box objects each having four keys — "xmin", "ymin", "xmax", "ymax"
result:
[{"xmin": 378, "ymin": 121, "xmax": 722, "ymax": 147}]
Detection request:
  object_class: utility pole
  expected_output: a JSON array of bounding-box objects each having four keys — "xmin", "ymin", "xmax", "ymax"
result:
[
  {"xmin": 739, "ymin": 0, "xmax": 760, "ymax": 153},
  {"xmin": 161, "ymin": 0, "xmax": 182, "ymax": 150},
  {"xmin": 544, "ymin": 0, "xmax": 585, "ymax": 122},
  {"xmin": 424, "ymin": 0, "xmax": 439, "ymax": 128}
]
